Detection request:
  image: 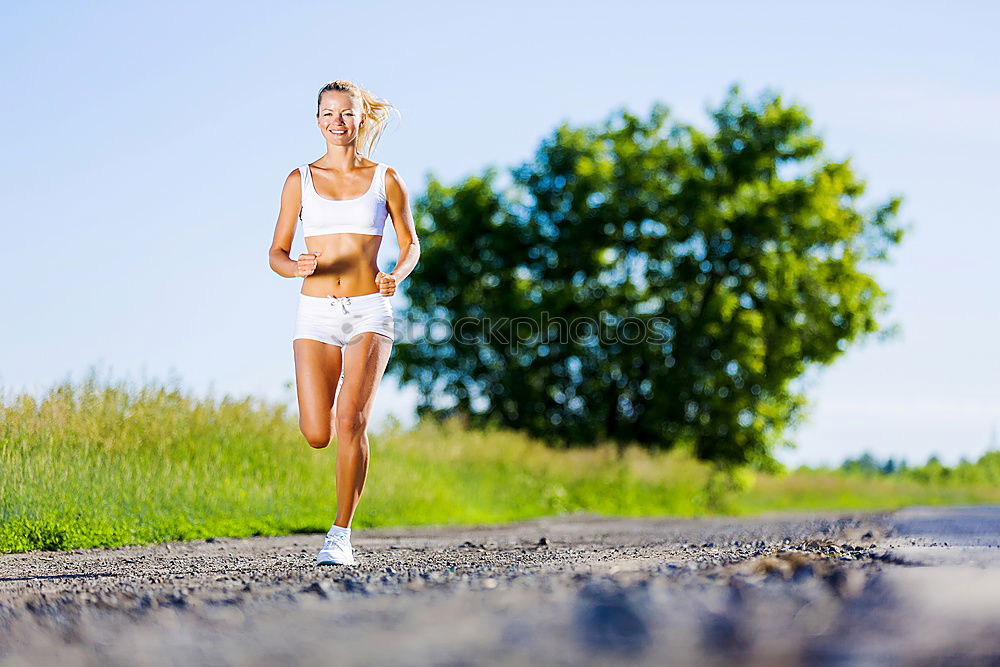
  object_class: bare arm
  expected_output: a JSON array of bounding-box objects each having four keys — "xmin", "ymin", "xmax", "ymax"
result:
[
  {"xmin": 268, "ymin": 169, "xmax": 303, "ymax": 278},
  {"xmin": 384, "ymin": 167, "xmax": 421, "ymax": 284}
]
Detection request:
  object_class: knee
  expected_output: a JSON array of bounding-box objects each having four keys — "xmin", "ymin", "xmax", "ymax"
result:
[
  {"xmin": 300, "ymin": 423, "xmax": 332, "ymax": 449},
  {"xmin": 306, "ymin": 436, "xmax": 331, "ymax": 449},
  {"xmin": 335, "ymin": 409, "xmax": 369, "ymax": 438}
]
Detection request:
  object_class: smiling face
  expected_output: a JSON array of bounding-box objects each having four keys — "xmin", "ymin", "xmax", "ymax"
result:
[{"xmin": 317, "ymin": 89, "xmax": 364, "ymax": 146}]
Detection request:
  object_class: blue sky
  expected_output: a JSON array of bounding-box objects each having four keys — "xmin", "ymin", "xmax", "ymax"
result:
[{"xmin": 2, "ymin": 0, "xmax": 997, "ymax": 469}]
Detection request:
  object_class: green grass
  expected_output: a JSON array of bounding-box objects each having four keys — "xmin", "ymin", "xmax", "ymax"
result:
[{"xmin": 2, "ymin": 372, "xmax": 999, "ymax": 554}]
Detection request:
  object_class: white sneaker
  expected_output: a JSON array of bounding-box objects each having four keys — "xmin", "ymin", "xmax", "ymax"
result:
[{"xmin": 316, "ymin": 531, "xmax": 355, "ymax": 566}]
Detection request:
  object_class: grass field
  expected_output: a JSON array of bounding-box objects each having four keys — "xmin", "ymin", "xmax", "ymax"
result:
[{"xmin": 2, "ymin": 373, "xmax": 999, "ymax": 554}]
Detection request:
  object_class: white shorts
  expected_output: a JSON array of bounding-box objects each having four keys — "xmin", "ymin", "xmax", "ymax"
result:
[{"xmin": 293, "ymin": 292, "xmax": 395, "ymax": 347}]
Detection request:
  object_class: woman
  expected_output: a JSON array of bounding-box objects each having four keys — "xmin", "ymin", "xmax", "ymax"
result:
[{"xmin": 268, "ymin": 80, "xmax": 420, "ymax": 566}]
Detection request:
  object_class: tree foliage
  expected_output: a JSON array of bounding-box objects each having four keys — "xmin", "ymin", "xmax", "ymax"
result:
[{"xmin": 389, "ymin": 85, "xmax": 905, "ymax": 470}]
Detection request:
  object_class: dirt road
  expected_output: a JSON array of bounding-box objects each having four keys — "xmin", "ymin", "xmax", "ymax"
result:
[{"xmin": 2, "ymin": 506, "xmax": 999, "ymax": 665}]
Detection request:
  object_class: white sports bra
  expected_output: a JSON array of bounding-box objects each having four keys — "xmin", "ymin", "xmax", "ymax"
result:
[{"xmin": 298, "ymin": 162, "xmax": 390, "ymax": 237}]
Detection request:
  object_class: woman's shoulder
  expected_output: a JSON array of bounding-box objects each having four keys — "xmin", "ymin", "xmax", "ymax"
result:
[
  {"xmin": 281, "ymin": 166, "xmax": 304, "ymax": 195},
  {"xmin": 382, "ymin": 163, "xmax": 402, "ymax": 179},
  {"xmin": 383, "ymin": 165, "xmax": 407, "ymax": 200}
]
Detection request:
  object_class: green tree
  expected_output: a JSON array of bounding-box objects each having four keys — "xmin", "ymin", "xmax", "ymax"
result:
[
  {"xmin": 390, "ymin": 85, "xmax": 905, "ymax": 470},
  {"xmin": 907, "ymin": 455, "xmax": 950, "ymax": 484},
  {"xmin": 840, "ymin": 452, "xmax": 881, "ymax": 476}
]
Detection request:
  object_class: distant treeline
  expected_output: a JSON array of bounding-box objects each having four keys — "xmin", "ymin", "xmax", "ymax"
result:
[{"xmin": 806, "ymin": 450, "xmax": 1000, "ymax": 485}]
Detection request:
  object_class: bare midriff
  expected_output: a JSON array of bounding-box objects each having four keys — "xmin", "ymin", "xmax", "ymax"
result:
[{"xmin": 300, "ymin": 232, "xmax": 383, "ymax": 298}]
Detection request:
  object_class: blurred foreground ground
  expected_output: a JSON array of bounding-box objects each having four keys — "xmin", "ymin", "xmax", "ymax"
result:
[{"xmin": 2, "ymin": 505, "xmax": 999, "ymax": 665}]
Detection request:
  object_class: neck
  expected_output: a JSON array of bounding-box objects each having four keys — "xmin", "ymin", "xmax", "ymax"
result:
[{"xmin": 317, "ymin": 145, "xmax": 366, "ymax": 171}]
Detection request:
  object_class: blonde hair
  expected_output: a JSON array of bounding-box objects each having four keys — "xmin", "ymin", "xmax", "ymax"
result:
[{"xmin": 316, "ymin": 80, "xmax": 399, "ymax": 158}]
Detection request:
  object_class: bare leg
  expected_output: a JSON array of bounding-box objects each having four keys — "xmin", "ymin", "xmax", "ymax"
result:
[
  {"xmin": 293, "ymin": 339, "xmax": 344, "ymax": 448},
  {"xmin": 332, "ymin": 331, "xmax": 393, "ymax": 528}
]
